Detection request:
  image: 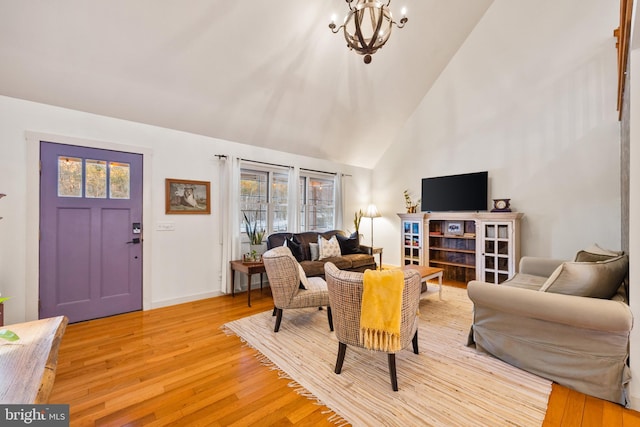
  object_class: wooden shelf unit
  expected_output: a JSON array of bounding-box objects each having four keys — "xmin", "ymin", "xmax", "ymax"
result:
[{"xmin": 399, "ymin": 211, "xmax": 523, "ymax": 284}]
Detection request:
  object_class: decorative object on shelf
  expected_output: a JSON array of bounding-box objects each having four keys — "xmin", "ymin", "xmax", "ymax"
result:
[
  {"xmin": 445, "ymin": 221, "xmax": 464, "ymax": 236},
  {"xmin": 363, "ymin": 204, "xmax": 381, "ymax": 246},
  {"xmin": 165, "ymin": 178, "xmax": 211, "ymax": 214},
  {"xmin": 491, "ymin": 198, "xmax": 512, "ymax": 212},
  {"xmin": 242, "ymin": 251, "xmax": 263, "ymax": 264},
  {"xmin": 403, "ymin": 190, "xmax": 420, "ymax": 213},
  {"xmin": 329, "ymin": 0, "xmax": 408, "ymax": 64},
  {"xmin": 353, "ymin": 209, "xmax": 363, "ymax": 236}
]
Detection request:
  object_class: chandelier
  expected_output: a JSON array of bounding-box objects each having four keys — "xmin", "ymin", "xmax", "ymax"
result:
[{"xmin": 329, "ymin": 0, "xmax": 408, "ymax": 64}]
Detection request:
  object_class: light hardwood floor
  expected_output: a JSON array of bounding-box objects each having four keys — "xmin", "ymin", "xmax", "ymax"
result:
[{"xmin": 49, "ymin": 285, "xmax": 640, "ymax": 426}]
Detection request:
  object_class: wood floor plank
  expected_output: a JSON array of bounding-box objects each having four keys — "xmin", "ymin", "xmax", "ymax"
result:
[
  {"xmin": 48, "ymin": 285, "xmax": 639, "ymax": 426},
  {"xmin": 583, "ymin": 395, "xmax": 604, "ymax": 427},
  {"xmin": 623, "ymin": 407, "xmax": 640, "ymax": 426}
]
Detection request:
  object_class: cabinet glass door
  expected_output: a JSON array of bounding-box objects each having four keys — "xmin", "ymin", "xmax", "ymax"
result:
[
  {"xmin": 402, "ymin": 220, "xmax": 422, "ymax": 265},
  {"xmin": 483, "ymin": 222, "xmax": 512, "ymax": 283}
]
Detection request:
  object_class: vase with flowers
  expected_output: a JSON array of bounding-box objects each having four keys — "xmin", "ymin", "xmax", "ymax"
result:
[
  {"xmin": 403, "ymin": 190, "xmax": 420, "ymax": 213},
  {"xmin": 243, "ymin": 210, "xmax": 266, "ymax": 261}
]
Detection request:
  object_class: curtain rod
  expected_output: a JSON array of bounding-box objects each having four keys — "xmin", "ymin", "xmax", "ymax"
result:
[
  {"xmin": 215, "ymin": 154, "xmax": 291, "ymax": 170},
  {"xmin": 300, "ymin": 167, "xmax": 336, "ymax": 176},
  {"xmin": 215, "ymin": 154, "xmax": 351, "ymax": 177},
  {"xmin": 241, "ymin": 158, "xmax": 292, "ymax": 169}
]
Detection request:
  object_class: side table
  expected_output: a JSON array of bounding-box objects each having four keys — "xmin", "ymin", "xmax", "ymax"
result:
[
  {"xmin": 362, "ymin": 245, "xmax": 383, "ymax": 270},
  {"xmin": 230, "ymin": 260, "xmax": 266, "ymax": 307}
]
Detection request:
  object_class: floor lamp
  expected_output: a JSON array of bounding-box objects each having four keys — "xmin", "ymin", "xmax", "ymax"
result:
[{"xmin": 363, "ymin": 204, "xmax": 381, "ymax": 247}]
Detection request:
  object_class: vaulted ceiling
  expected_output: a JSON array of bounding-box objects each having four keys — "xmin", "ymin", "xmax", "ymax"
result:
[{"xmin": 0, "ymin": 1, "xmax": 492, "ymax": 168}]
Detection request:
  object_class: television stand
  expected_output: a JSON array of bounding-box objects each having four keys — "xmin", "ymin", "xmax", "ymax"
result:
[{"xmin": 398, "ymin": 211, "xmax": 523, "ymax": 284}]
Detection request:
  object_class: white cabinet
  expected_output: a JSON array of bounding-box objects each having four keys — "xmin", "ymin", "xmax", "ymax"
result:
[{"xmin": 398, "ymin": 212, "xmax": 523, "ymax": 284}]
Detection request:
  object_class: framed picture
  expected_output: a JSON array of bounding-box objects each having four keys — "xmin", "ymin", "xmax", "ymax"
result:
[
  {"xmin": 445, "ymin": 221, "xmax": 463, "ymax": 236},
  {"xmin": 165, "ymin": 178, "xmax": 211, "ymax": 214}
]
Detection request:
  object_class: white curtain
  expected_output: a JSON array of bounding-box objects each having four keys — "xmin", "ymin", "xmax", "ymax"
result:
[
  {"xmin": 288, "ymin": 166, "xmax": 300, "ymax": 232},
  {"xmin": 219, "ymin": 155, "xmax": 242, "ymax": 294},
  {"xmin": 334, "ymin": 173, "xmax": 344, "ymax": 231}
]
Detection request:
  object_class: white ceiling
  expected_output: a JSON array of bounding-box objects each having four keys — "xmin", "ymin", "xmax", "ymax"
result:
[{"xmin": 0, "ymin": 1, "xmax": 492, "ymax": 168}]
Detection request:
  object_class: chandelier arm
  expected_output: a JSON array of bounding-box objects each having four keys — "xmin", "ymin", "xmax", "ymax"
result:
[
  {"xmin": 353, "ymin": 10, "xmax": 369, "ymax": 52},
  {"xmin": 369, "ymin": 7, "xmax": 385, "ymax": 50},
  {"xmin": 392, "ymin": 17, "xmax": 408, "ymax": 29},
  {"xmin": 361, "ymin": 9, "xmax": 384, "ymax": 52},
  {"xmin": 329, "ymin": 22, "xmax": 345, "ymax": 34}
]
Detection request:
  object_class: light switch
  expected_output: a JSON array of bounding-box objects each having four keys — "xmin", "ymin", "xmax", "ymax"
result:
[{"xmin": 156, "ymin": 222, "xmax": 175, "ymax": 231}]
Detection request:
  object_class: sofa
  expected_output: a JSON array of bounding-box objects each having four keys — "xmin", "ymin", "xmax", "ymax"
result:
[
  {"xmin": 467, "ymin": 245, "xmax": 632, "ymax": 406},
  {"xmin": 266, "ymin": 230, "xmax": 376, "ymax": 277}
]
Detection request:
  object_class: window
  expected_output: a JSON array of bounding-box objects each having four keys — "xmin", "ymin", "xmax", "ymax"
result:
[
  {"xmin": 58, "ymin": 156, "xmax": 130, "ymax": 199},
  {"xmin": 239, "ymin": 165, "xmax": 337, "ymax": 237},
  {"xmin": 300, "ymin": 174, "xmax": 335, "ymax": 232},
  {"xmin": 240, "ymin": 168, "xmax": 289, "ymax": 240}
]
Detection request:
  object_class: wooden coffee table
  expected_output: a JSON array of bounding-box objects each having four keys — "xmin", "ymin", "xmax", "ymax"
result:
[{"xmin": 400, "ymin": 265, "xmax": 444, "ymax": 300}]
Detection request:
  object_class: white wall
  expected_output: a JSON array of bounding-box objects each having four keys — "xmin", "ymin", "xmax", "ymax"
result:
[
  {"xmin": 627, "ymin": 1, "xmax": 640, "ymax": 410},
  {"xmin": 0, "ymin": 95, "xmax": 371, "ymax": 324},
  {"xmin": 374, "ymin": 0, "xmax": 621, "ymax": 265}
]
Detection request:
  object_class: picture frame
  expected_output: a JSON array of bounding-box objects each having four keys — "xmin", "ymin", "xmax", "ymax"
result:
[
  {"xmin": 445, "ymin": 221, "xmax": 463, "ymax": 236},
  {"xmin": 165, "ymin": 178, "xmax": 211, "ymax": 214}
]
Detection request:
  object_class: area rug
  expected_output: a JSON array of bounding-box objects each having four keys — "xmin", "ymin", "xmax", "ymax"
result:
[{"xmin": 224, "ymin": 286, "xmax": 552, "ymax": 426}]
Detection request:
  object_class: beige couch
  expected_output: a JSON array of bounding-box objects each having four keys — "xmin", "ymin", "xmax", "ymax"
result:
[{"xmin": 467, "ymin": 246, "xmax": 632, "ymax": 406}]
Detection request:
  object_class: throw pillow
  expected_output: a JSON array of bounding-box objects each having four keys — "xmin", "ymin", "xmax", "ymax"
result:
[
  {"xmin": 318, "ymin": 235, "xmax": 341, "ymax": 260},
  {"xmin": 336, "ymin": 232, "xmax": 361, "ymax": 255},
  {"xmin": 539, "ymin": 254, "xmax": 628, "ymax": 299},
  {"xmin": 298, "ymin": 263, "xmax": 310, "ymax": 290},
  {"xmin": 574, "ymin": 243, "xmax": 624, "ymax": 262},
  {"xmin": 309, "ymin": 243, "xmax": 320, "ymax": 261},
  {"xmin": 283, "ymin": 236, "xmax": 304, "ymax": 262}
]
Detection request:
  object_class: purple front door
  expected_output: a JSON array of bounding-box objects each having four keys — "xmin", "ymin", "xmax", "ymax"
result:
[{"xmin": 39, "ymin": 142, "xmax": 143, "ymax": 323}]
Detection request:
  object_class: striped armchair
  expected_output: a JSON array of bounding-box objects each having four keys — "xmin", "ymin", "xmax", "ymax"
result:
[
  {"xmin": 324, "ymin": 262, "xmax": 421, "ymax": 391},
  {"xmin": 262, "ymin": 246, "xmax": 333, "ymax": 333}
]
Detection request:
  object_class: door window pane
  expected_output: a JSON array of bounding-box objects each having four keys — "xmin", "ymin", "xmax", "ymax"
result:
[
  {"xmin": 57, "ymin": 156, "xmax": 83, "ymax": 197},
  {"xmin": 110, "ymin": 162, "xmax": 130, "ymax": 199},
  {"xmin": 85, "ymin": 159, "xmax": 107, "ymax": 199}
]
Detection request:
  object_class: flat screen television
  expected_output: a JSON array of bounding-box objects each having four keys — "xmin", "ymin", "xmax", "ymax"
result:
[{"xmin": 421, "ymin": 171, "xmax": 488, "ymax": 212}]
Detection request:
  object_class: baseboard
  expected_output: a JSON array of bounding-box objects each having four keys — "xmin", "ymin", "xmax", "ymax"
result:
[{"xmin": 151, "ymin": 291, "xmax": 224, "ymax": 309}]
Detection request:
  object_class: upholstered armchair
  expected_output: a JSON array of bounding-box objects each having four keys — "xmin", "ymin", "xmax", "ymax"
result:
[
  {"xmin": 324, "ymin": 262, "xmax": 421, "ymax": 391},
  {"xmin": 262, "ymin": 246, "xmax": 333, "ymax": 333}
]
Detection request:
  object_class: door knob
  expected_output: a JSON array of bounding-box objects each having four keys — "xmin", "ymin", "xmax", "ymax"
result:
[{"xmin": 126, "ymin": 238, "xmax": 141, "ymax": 244}]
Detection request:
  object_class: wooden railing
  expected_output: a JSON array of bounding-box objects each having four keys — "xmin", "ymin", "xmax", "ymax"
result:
[{"xmin": 615, "ymin": 0, "xmax": 634, "ymax": 119}]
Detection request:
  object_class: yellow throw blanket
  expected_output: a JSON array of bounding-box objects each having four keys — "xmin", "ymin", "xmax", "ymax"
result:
[{"xmin": 359, "ymin": 269, "xmax": 405, "ymax": 352}]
